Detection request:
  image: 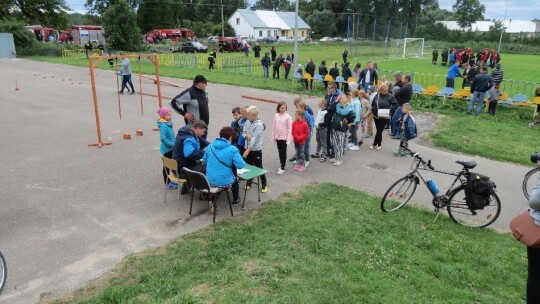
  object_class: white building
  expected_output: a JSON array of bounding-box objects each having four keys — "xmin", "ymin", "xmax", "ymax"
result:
[
  {"xmin": 228, "ymin": 9, "xmax": 311, "ymax": 39},
  {"xmin": 438, "ymin": 20, "xmax": 540, "ymax": 34}
]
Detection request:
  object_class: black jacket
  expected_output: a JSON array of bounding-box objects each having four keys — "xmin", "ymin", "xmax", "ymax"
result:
[
  {"xmin": 329, "ymin": 67, "xmax": 339, "ymax": 80},
  {"xmin": 359, "ymin": 68, "xmax": 378, "ymax": 86},
  {"xmin": 318, "ymin": 65, "xmax": 328, "ymax": 76},
  {"xmin": 471, "ymin": 74, "xmax": 493, "ymax": 93},
  {"xmin": 394, "ymin": 83, "xmax": 413, "ymax": 106},
  {"xmin": 170, "ymin": 86, "xmax": 210, "ymax": 126},
  {"xmin": 371, "ymin": 93, "xmax": 396, "ymax": 117},
  {"xmin": 341, "ymin": 66, "xmax": 352, "ymax": 80},
  {"xmin": 305, "ymin": 62, "xmax": 316, "ymax": 76}
]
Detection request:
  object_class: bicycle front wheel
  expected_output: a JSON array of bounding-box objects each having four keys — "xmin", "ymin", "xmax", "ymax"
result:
[
  {"xmin": 0, "ymin": 251, "xmax": 6, "ymax": 294},
  {"xmin": 447, "ymin": 186, "xmax": 501, "ymax": 228},
  {"xmin": 522, "ymin": 167, "xmax": 540, "ymax": 200},
  {"xmin": 381, "ymin": 175, "xmax": 418, "ymax": 212}
]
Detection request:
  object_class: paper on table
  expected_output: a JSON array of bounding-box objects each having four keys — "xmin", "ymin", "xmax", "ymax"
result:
[{"xmin": 237, "ymin": 168, "xmax": 250, "ymax": 174}]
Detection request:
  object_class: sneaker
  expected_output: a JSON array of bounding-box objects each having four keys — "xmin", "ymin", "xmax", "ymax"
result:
[
  {"xmin": 358, "ymin": 141, "xmax": 363, "ymax": 146},
  {"xmin": 129, "ymin": 91, "xmax": 136, "ymax": 95},
  {"xmin": 166, "ymin": 182, "xmax": 178, "ymax": 189},
  {"xmin": 347, "ymin": 142, "xmax": 354, "ymax": 148},
  {"xmin": 369, "ymin": 145, "xmax": 374, "ymax": 150},
  {"xmin": 118, "ymin": 91, "xmax": 124, "ymax": 94},
  {"xmin": 208, "ymin": 201, "xmax": 214, "ymax": 212},
  {"xmin": 333, "ymin": 160, "xmax": 342, "ymax": 166},
  {"xmin": 233, "ymin": 198, "xmax": 240, "ymax": 205},
  {"xmin": 375, "ymin": 146, "xmax": 381, "ymax": 151},
  {"xmin": 244, "ymin": 183, "xmax": 251, "ymax": 190},
  {"xmin": 296, "ymin": 165, "xmax": 306, "ymax": 172},
  {"xmin": 289, "ymin": 157, "xmax": 296, "ymax": 162},
  {"xmin": 261, "ymin": 186, "xmax": 268, "ymax": 193},
  {"xmin": 311, "ymin": 153, "xmax": 320, "ymax": 158},
  {"xmin": 329, "ymin": 158, "xmax": 336, "ymax": 163},
  {"xmin": 320, "ymin": 156, "xmax": 326, "ymax": 162},
  {"xmin": 349, "ymin": 145, "xmax": 359, "ymax": 151},
  {"xmin": 292, "ymin": 160, "xmax": 297, "ymax": 165},
  {"xmin": 305, "ymin": 161, "xmax": 310, "ymax": 167},
  {"xmin": 277, "ymin": 168, "xmax": 285, "ymax": 175},
  {"xmin": 180, "ymin": 184, "xmax": 189, "ymax": 194}
]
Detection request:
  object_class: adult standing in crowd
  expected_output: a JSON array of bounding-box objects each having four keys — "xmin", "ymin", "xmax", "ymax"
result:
[
  {"xmin": 323, "ymin": 81, "xmax": 341, "ymax": 162},
  {"xmin": 445, "ymin": 60, "xmax": 461, "ymax": 89},
  {"xmin": 365, "ymin": 85, "xmax": 376, "ymax": 138},
  {"xmin": 351, "ymin": 63, "xmax": 361, "ymax": 81},
  {"xmin": 342, "ymin": 48, "xmax": 348, "ymax": 63},
  {"xmin": 319, "ymin": 60, "xmax": 329, "ymax": 89},
  {"xmin": 491, "ymin": 63, "xmax": 504, "ymax": 88},
  {"xmin": 253, "ymin": 43, "xmax": 261, "ymax": 58},
  {"xmin": 119, "ymin": 52, "xmax": 136, "ymax": 95},
  {"xmin": 84, "ymin": 41, "xmax": 92, "ymax": 58},
  {"xmin": 270, "ymin": 46, "xmax": 277, "ymax": 61},
  {"xmin": 468, "ymin": 66, "xmax": 493, "ymax": 116},
  {"xmin": 170, "ymin": 75, "xmax": 210, "ymax": 136},
  {"xmin": 359, "ymin": 62, "xmax": 378, "ymax": 91},
  {"xmin": 441, "ymin": 48, "xmax": 448, "ymax": 66},
  {"xmin": 208, "ymin": 49, "xmax": 217, "ymax": 70},
  {"xmin": 305, "ymin": 58, "xmax": 316, "ymax": 90},
  {"xmin": 341, "ymin": 62, "xmax": 352, "ymax": 92},
  {"xmin": 173, "ymin": 120, "xmax": 209, "ymax": 194},
  {"xmin": 273, "ymin": 54, "xmax": 284, "ymax": 79},
  {"xmin": 462, "ymin": 63, "xmax": 476, "ymax": 89},
  {"xmin": 261, "ymin": 52, "xmax": 271, "ymax": 78},
  {"xmin": 283, "ymin": 53, "xmax": 292, "ymax": 80},
  {"xmin": 203, "ymin": 126, "xmax": 245, "ymax": 205},
  {"xmin": 370, "ymin": 84, "xmax": 396, "ymax": 151},
  {"xmin": 391, "ymin": 74, "xmax": 412, "ymax": 139}
]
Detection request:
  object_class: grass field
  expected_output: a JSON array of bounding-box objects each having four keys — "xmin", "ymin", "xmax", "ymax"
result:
[{"xmin": 52, "ymin": 184, "xmax": 526, "ymax": 304}]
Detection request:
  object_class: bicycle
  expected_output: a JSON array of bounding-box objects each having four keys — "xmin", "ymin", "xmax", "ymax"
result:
[
  {"xmin": 380, "ymin": 147, "xmax": 501, "ymax": 228},
  {"xmin": 522, "ymin": 167, "xmax": 540, "ymax": 200},
  {"xmin": 0, "ymin": 250, "xmax": 6, "ymax": 294}
]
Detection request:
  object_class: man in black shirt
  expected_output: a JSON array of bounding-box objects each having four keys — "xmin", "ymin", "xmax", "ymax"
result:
[
  {"xmin": 391, "ymin": 74, "xmax": 413, "ymax": 138},
  {"xmin": 170, "ymin": 75, "xmax": 210, "ymax": 137}
]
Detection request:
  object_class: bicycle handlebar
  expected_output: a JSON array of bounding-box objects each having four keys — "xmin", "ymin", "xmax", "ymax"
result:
[{"xmin": 400, "ymin": 145, "xmax": 435, "ymax": 170}]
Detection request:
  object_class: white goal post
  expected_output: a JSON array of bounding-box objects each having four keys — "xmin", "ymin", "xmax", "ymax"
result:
[{"xmin": 389, "ymin": 38, "xmax": 425, "ymax": 59}]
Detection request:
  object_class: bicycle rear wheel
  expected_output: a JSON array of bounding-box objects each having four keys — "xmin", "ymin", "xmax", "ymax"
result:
[
  {"xmin": 446, "ymin": 186, "xmax": 501, "ymax": 228},
  {"xmin": 522, "ymin": 167, "xmax": 540, "ymax": 200},
  {"xmin": 381, "ymin": 175, "xmax": 417, "ymax": 212},
  {"xmin": 0, "ymin": 251, "xmax": 6, "ymax": 294}
]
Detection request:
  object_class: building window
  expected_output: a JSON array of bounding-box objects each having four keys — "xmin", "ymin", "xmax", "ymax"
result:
[
  {"xmin": 274, "ymin": 30, "xmax": 278, "ymax": 37},
  {"xmin": 259, "ymin": 30, "xmax": 262, "ymax": 37},
  {"xmin": 267, "ymin": 30, "xmax": 271, "ymax": 37},
  {"xmin": 236, "ymin": 18, "xmax": 240, "ymax": 25},
  {"xmin": 302, "ymin": 31, "xmax": 305, "ymax": 37}
]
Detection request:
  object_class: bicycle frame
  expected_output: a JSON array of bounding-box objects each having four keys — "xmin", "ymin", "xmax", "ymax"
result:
[{"xmin": 403, "ymin": 147, "xmax": 470, "ymax": 208}]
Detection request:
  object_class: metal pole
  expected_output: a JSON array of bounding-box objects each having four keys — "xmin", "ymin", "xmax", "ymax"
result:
[
  {"xmin": 355, "ymin": 15, "xmax": 360, "ymax": 56},
  {"xmin": 372, "ymin": 19, "xmax": 376, "ymax": 56},
  {"xmin": 293, "ymin": 0, "xmax": 299, "ymax": 69},
  {"xmin": 399, "ymin": 22, "xmax": 403, "ymax": 39},
  {"xmin": 497, "ymin": 0, "xmax": 509, "ymax": 53},
  {"xmin": 347, "ymin": 15, "xmax": 351, "ymax": 49},
  {"xmin": 385, "ymin": 19, "xmax": 391, "ymax": 52},
  {"xmin": 221, "ymin": 0, "xmax": 225, "ymax": 37}
]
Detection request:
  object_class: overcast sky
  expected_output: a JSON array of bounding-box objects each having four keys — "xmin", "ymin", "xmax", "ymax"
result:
[{"xmin": 65, "ymin": 0, "xmax": 539, "ymax": 21}]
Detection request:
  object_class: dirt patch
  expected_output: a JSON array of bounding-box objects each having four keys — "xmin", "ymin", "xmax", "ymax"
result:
[{"xmin": 190, "ymin": 283, "xmax": 210, "ymax": 296}]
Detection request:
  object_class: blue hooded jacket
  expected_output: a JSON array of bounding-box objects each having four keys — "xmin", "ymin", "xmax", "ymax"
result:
[
  {"xmin": 203, "ymin": 138, "xmax": 245, "ymax": 187},
  {"xmin": 173, "ymin": 125, "xmax": 208, "ymax": 170},
  {"xmin": 157, "ymin": 120, "xmax": 174, "ymax": 155}
]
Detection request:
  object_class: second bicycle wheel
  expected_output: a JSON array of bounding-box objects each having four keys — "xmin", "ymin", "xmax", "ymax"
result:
[
  {"xmin": 381, "ymin": 175, "xmax": 418, "ymax": 212},
  {"xmin": 522, "ymin": 167, "xmax": 540, "ymax": 200},
  {"xmin": 0, "ymin": 251, "xmax": 6, "ymax": 294},
  {"xmin": 447, "ymin": 186, "xmax": 501, "ymax": 228}
]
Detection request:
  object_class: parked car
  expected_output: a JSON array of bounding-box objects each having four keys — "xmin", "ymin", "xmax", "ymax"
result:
[
  {"xmin": 207, "ymin": 36, "xmax": 219, "ymax": 43},
  {"xmin": 175, "ymin": 41, "xmax": 208, "ymax": 53},
  {"xmin": 332, "ymin": 36, "xmax": 344, "ymax": 42},
  {"xmin": 298, "ymin": 37, "xmax": 312, "ymax": 43},
  {"xmin": 343, "ymin": 37, "xmax": 354, "ymax": 42},
  {"xmin": 257, "ymin": 36, "xmax": 277, "ymax": 43},
  {"xmin": 319, "ymin": 37, "xmax": 333, "ymax": 42},
  {"xmin": 278, "ymin": 36, "xmax": 294, "ymax": 43}
]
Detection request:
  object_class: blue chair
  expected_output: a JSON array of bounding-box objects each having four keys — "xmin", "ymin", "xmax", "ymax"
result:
[
  {"xmin": 335, "ymin": 76, "xmax": 346, "ymax": 84},
  {"xmin": 292, "ymin": 72, "xmax": 303, "ymax": 87},
  {"xmin": 513, "ymin": 94, "xmax": 529, "ymax": 103},
  {"xmin": 436, "ymin": 87, "xmax": 454, "ymax": 104},
  {"xmin": 412, "ymin": 84, "xmax": 423, "ymax": 94}
]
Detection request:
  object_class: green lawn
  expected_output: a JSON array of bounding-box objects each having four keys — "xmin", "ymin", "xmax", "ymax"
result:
[{"xmin": 52, "ymin": 184, "xmax": 526, "ymax": 304}]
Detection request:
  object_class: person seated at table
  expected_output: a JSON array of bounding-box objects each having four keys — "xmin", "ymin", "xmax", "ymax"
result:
[
  {"xmin": 173, "ymin": 120, "xmax": 209, "ymax": 194},
  {"xmin": 203, "ymin": 126, "xmax": 245, "ymax": 205}
]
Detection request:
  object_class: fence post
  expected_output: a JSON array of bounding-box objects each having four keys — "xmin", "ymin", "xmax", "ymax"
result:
[
  {"xmin": 248, "ymin": 60, "xmax": 251, "ymax": 75},
  {"xmin": 372, "ymin": 19, "xmax": 377, "ymax": 56}
]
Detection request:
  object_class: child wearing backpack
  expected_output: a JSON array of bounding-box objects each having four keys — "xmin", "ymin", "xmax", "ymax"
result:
[{"xmin": 393, "ymin": 103, "xmax": 416, "ymax": 157}]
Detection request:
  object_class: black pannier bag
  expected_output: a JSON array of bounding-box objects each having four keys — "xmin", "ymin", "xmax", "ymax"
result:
[{"xmin": 464, "ymin": 173, "xmax": 496, "ymax": 210}]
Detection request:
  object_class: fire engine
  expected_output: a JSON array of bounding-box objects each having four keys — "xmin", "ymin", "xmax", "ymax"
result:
[{"xmin": 144, "ymin": 29, "xmax": 195, "ymax": 44}]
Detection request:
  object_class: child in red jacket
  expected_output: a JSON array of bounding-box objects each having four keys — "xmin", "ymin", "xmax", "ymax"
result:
[{"xmin": 292, "ymin": 109, "xmax": 309, "ymax": 172}]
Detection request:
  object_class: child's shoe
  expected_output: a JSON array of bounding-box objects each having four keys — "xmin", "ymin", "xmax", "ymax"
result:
[{"xmin": 296, "ymin": 165, "xmax": 306, "ymax": 172}]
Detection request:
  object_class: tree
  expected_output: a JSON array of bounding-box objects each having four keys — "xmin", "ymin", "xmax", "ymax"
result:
[
  {"xmin": 0, "ymin": 19, "xmax": 36, "ymax": 51},
  {"xmin": 136, "ymin": 0, "xmax": 175, "ymax": 33},
  {"xmin": 253, "ymin": 0, "xmax": 292, "ymax": 11},
  {"xmin": 2, "ymin": 0, "xmax": 69, "ymax": 29},
  {"xmin": 304, "ymin": 9, "xmax": 336, "ymax": 37},
  {"xmin": 85, "ymin": 0, "xmax": 141, "ymax": 17},
  {"xmin": 452, "ymin": 0, "xmax": 485, "ymax": 30},
  {"xmin": 102, "ymin": 0, "xmax": 142, "ymax": 51}
]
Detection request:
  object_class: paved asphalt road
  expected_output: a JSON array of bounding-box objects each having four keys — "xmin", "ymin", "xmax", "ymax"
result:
[{"xmin": 0, "ymin": 59, "xmax": 530, "ymax": 303}]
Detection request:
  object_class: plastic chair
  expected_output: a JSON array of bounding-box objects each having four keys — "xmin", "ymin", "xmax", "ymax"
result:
[
  {"xmin": 182, "ymin": 167, "xmax": 233, "ymax": 223},
  {"xmin": 498, "ymin": 92, "xmax": 512, "ymax": 105},
  {"xmin": 533, "ymin": 96, "xmax": 540, "ymax": 118},
  {"xmin": 292, "ymin": 72, "xmax": 303, "ymax": 87},
  {"xmin": 452, "ymin": 89, "xmax": 471, "ymax": 99},
  {"xmin": 513, "ymin": 94, "xmax": 529, "ymax": 103},
  {"xmin": 436, "ymin": 87, "xmax": 454, "ymax": 104},
  {"xmin": 412, "ymin": 84, "xmax": 423, "ymax": 94},
  {"xmin": 314, "ymin": 74, "xmax": 324, "ymax": 83},
  {"xmin": 303, "ymin": 73, "xmax": 314, "ymax": 90},
  {"xmin": 346, "ymin": 77, "xmax": 358, "ymax": 83},
  {"xmin": 162, "ymin": 157, "xmax": 187, "ymax": 206},
  {"xmin": 422, "ymin": 85, "xmax": 438, "ymax": 96},
  {"xmin": 335, "ymin": 76, "xmax": 346, "ymax": 84},
  {"xmin": 324, "ymin": 74, "xmax": 333, "ymax": 82}
]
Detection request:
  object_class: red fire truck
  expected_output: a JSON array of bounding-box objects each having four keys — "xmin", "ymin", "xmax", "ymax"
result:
[
  {"xmin": 26, "ymin": 25, "xmax": 58, "ymax": 42},
  {"xmin": 144, "ymin": 28, "xmax": 195, "ymax": 44},
  {"xmin": 69, "ymin": 25, "xmax": 105, "ymax": 45},
  {"xmin": 218, "ymin": 37, "xmax": 244, "ymax": 52}
]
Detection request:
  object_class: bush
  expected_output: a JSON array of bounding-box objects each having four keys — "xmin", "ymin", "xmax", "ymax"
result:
[{"xmin": 0, "ymin": 20, "xmax": 36, "ymax": 55}]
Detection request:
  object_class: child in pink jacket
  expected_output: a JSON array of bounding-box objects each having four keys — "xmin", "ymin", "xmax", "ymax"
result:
[{"xmin": 272, "ymin": 101, "xmax": 292, "ymax": 175}]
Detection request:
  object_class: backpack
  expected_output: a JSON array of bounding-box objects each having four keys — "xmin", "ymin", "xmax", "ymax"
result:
[
  {"xmin": 464, "ymin": 173, "xmax": 496, "ymax": 210},
  {"xmin": 404, "ymin": 115, "xmax": 417, "ymax": 140}
]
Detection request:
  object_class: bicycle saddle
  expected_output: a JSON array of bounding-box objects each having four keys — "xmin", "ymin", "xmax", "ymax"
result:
[{"xmin": 456, "ymin": 160, "xmax": 477, "ymax": 169}]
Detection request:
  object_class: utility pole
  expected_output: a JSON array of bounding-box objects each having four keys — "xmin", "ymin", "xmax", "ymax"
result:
[
  {"xmin": 221, "ymin": 0, "xmax": 225, "ymax": 37},
  {"xmin": 293, "ymin": 0, "xmax": 299, "ymax": 69},
  {"xmin": 497, "ymin": 0, "xmax": 509, "ymax": 53}
]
